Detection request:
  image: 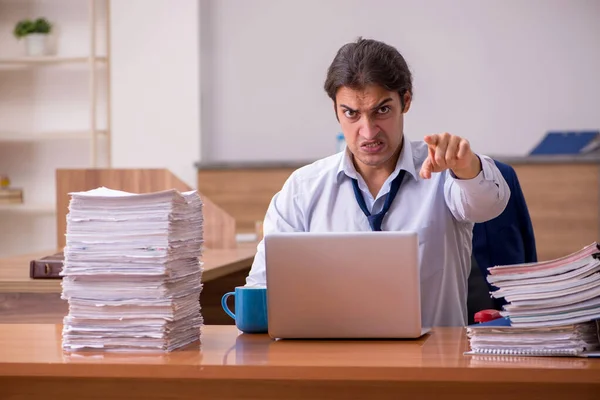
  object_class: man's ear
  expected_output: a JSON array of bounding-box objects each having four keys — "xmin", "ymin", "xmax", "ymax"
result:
[{"xmin": 402, "ymin": 92, "xmax": 412, "ymax": 113}]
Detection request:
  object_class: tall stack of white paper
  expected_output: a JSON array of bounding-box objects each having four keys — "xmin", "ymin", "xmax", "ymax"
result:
[{"xmin": 60, "ymin": 187, "xmax": 204, "ymax": 352}]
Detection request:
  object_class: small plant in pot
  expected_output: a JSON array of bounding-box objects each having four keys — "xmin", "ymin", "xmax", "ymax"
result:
[{"xmin": 13, "ymin": 17, "xmax": 53, "ymax": 56}]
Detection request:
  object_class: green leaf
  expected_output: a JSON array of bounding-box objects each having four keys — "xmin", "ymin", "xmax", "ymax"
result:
[{"xmin": 13, "ymin": 17, "xmax": 52, "ymax": 39}]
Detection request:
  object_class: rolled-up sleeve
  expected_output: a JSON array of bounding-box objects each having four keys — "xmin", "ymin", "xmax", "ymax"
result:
[
  {"xmin": 245, "ymin": 173, "xmax": 305, "ymax": 287},
  {"xmin": 444, "ymin": 154, "xmax": 510, "ymax": 223}
]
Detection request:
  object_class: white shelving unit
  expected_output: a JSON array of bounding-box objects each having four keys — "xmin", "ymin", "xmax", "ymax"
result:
[
  {"xmin": 0, "ymin": 129, "xmax": 108, "ymax": 142},
  {"xmin": 0, "ymin": 0, "xmax": 111, "ymax": 256},
  {"xmin": 0, "ymin": 203, "xmax": 55, "ymax": 214},
  {"xmin": 0, "ymin": 55, "xmax": 107, "ymax": 65}
]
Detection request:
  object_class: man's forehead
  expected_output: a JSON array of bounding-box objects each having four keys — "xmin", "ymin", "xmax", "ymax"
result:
[{"xmin": 335, "ymin": 85, "xmax": 398, "ymax": 108}]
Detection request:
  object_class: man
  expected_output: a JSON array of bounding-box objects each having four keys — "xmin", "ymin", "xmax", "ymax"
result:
[{"xmin": 246, "ymin": 37, "xmax": 510, "ymax": 327}]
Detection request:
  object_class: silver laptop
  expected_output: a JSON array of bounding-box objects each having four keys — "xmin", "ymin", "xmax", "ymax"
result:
[{"xmin": 264, "ymin": 231, "xmax": 430, "ymax": 339}]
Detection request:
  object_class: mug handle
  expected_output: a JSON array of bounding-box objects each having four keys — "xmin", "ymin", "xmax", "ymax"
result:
[{"xmin": 221, "ymin": 292, "xmax": 236, "ymax": 319}]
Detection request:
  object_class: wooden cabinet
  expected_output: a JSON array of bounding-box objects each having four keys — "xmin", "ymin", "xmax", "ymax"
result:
[{"xmin": 509, "ymin": 160, "xmax": 599, "ymax": 261}]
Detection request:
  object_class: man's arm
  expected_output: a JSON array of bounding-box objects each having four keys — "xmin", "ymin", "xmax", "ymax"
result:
[
  {"xmin": 444, "ymin": 154, "xmax": 510, "ymax": 223},
  {"xmin": 418, "ymin": 133, "xmax": 510, "ymax": 223},
  {"xmin": 246, "ymin": 174, "xmax": 305, "ymax": 286}
]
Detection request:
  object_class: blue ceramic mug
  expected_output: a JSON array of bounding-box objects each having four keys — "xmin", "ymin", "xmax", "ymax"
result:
[{"xmin": 221, "ymin": 286, "xmax": 268, "ymax": 333}]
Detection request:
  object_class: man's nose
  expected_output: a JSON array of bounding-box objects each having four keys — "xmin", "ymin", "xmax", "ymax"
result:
[{"xmin": 359, "ymin": 117, "xmax": 379, "ymax": 140}]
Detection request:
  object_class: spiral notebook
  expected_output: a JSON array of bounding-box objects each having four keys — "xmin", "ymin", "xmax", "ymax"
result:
[{"xmin": 464, "ymin": 317, "xmax": 600, "ymax": 357}]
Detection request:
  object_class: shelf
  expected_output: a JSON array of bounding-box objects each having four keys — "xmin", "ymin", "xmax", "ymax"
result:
[
  {"xmin": 0, "ymin": 130, "xmax": 107, "ymax": 142},
  {"xmin": 0, "ymin": 203, "xmax": 55, "ymax": 215},
  {"xmin": 0, "ymin": 56, "xmax": 107, "ymax": 68}
]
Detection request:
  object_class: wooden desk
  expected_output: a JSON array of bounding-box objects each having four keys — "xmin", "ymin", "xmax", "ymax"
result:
[
  {"xmin": 0, "ymin": 244, "xmax": 257, "ymax": 324},
  {"xmin": 0, "ymin": 324, "xmax": 598, "ymax": 399}
]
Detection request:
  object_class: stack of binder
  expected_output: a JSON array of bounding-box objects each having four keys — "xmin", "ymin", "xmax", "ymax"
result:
[
  {"xmin": 60, "ymin": 187, "xmax": 204, "ymax": 352},
  {"xmin": 466, "ymin": 243, "xmax": 600, "ymax": 357}
]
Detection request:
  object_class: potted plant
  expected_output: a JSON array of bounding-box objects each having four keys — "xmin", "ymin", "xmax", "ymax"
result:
[{"xmin": 13, "ymin": 17, "xmax": 53, "ymax": 56}]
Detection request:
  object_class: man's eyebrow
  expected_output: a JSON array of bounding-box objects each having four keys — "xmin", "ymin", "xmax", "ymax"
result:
[
  {"xmin": 339, "ymin": 98, "xmax": 393, "ymax": 113},
  {"xmin": 370, "ymin": 98, "xmax": 393, "ymax": 110}
]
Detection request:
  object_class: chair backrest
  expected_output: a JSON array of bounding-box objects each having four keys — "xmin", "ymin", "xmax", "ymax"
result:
[
  {"xmin": 466, "ymin": 254, "xmax": 495, "ymax": 324},
  {"xmin": 470, "ymin": 160, "xmax": 538, "ymax": 314}
]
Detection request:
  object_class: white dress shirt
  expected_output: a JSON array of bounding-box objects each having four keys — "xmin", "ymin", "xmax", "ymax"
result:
[{"xmin": 246, "ymin": 137, "xmax": 510, "ymax": 327}]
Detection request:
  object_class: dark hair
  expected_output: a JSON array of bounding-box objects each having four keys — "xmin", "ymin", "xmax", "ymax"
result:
[{"xmin": 324, "ymin": 37, "xmax": 413, "ymax": 109}]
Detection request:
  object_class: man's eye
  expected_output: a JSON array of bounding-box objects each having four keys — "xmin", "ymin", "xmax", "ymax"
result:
[
  {"xmin": 344, "ymin": 109, "xmax": 356, "ymax": 118},
  {"xmin": 378, "ymin": 106, "xmax": 390, "ymax": 114}
]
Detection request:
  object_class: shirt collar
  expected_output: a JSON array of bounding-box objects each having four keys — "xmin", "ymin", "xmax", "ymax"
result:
[{"xmin": 336, "ymin": 137, "xmax": 419, "ymax": 183}]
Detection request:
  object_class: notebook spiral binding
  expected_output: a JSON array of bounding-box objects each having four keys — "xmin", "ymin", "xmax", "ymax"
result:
[{"xmin": 472, "ymin": 347, "xmax": 581, "ymax": 356}]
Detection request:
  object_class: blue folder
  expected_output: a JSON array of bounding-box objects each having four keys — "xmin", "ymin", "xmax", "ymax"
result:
[
  {"xmin": 529, "ymin": 131, "xmax": 600, "ymax": 155},
  {"xmin": 467, "ymin": 317, "xmax": 511, "ymax": 328}
]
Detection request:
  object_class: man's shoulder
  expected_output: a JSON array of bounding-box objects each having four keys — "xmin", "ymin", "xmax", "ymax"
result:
[{"xmin": 288, "ymin": 152, "xmax": 344, "ymax": 183}]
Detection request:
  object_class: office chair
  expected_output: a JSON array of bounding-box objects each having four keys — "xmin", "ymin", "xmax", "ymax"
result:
[
  {"xmin": 470, "ymin": 160, "xmax": 537, "ymax": 319},
  {"xmin": 467, "ymin": 254, "xmax": 496, "ymax": 325}
]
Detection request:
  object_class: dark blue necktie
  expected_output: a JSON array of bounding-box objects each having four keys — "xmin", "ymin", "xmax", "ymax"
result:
[{"xmin": 351, "ymin": 170, "xmax": 406, "ymax": 231}]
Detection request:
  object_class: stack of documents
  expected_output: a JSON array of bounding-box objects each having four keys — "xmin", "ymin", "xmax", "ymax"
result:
[
  {"xmin": 466, "ymin": 243, "xmax": 600, "ymax": 357},
  {"xmin": 488, "ymin": 242, "xmax": 600, "ymax": 328},
  {"xmin": 60, "ymin": 187, "xmax": 204, "ymax": 352},
  {"xmin": 466, "ymin": 318, "xmax": 599, "ymax": 357}
]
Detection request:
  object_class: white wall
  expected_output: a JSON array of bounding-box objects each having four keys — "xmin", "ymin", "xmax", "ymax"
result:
[
  {"xmin": 201, "ymin": 0, "xmax": 600, "ymax": 162},
  {"xmin": 110, "ymin": 0, "xmax": 201, "ymax": 188}
]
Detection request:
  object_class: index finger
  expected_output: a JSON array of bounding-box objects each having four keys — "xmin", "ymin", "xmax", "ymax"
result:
[{"xmin": 424, "ymin": 134, "xmax": 439, "ymax": 147}]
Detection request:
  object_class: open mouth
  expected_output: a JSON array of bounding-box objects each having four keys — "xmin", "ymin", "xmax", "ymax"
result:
[{"xmin": 361, "ymin": 141, "xmax": 384, "ymax": 153}]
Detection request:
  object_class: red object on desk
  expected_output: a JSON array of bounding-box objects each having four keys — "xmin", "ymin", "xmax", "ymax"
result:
[{"xmin": 474, "ymin": 309, "xmax": 502, "ymax": 323}]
